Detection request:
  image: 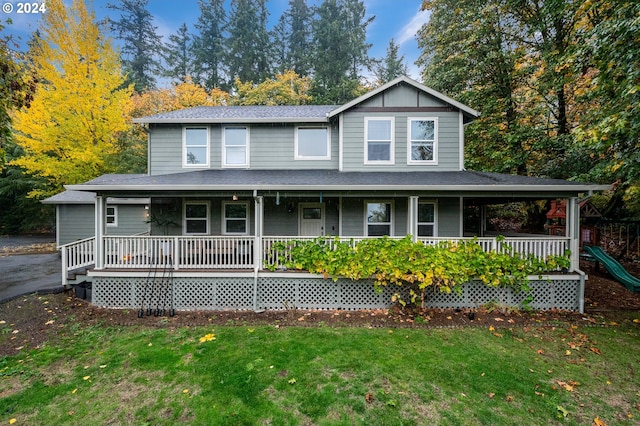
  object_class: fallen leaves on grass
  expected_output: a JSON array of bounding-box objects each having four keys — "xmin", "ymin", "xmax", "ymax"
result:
[
  {"xmin": 199, "ymin": 333, "xmax": 216, "ymax": 343},
  {"xmin": 593, "ymin": 417, "xmax": 607, "ymax": 426}
]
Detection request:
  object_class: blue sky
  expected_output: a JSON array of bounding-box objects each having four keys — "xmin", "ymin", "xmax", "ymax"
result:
[{"xmin": 2, "ymin": 0, "xmax": 430, "ymax": 82}]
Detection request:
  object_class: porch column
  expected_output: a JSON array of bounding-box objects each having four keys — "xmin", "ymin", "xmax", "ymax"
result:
[
  {"xmin": 254, "ymin": 195, "xmax": 263, "ymax": 269},
  {"xmin": 95, "ymin": 195, "xmax": 106, "ymax": 270},
  {"xmin": 567, "ymin": 197, "xmax": 580, "ymax": 271},
  {"xmin": 408, "ymin": 196, "xmax": 419, "ymax": 242}
]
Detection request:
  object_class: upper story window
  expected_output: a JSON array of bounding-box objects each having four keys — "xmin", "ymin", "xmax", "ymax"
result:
[
  {"xmin": 418, "ymin": 202, "xmax": 437, "ymax": 236},
  {"xmin": 106, "ymin": 205, "xmax": 117, "ymax": 227},
  {"xmin": 366, "ymin": 201, "xmax": 393, "ymax": 236},
  {"xmin": 183, "ymin": 127, "xmax": 209, "ymax": 167},
  {"xmin": 408, "ymin": 118, "xmax": 438, "ymax": 164},
  {"xmin": 365, "ymin": 117, "xmax": 394, "ymax": 164},
  {"xmin": 223, "ymin": 202, "xmax": 249, "ymax": 235},
  {"xmin": 295, "ymin": 127, "xmax": 330, "ymax": 160},
  {"xmin": 223, "ymin": 126, "xmax": 249, "ymax": 167},
  {"xmin": 184, "ymin": 201, "xmax": 209, "ymax": 235}
]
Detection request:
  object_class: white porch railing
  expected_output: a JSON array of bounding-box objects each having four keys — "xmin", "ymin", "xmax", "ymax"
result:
[
  {"xmin": 61, "ymin": 236, "xmax": 95, "ymax": 286},
  {"xmin": 59, "ymin": 235, "xmax": 572, "ymax": 284},
  {"xmin": 103, "ymin": 236, "xmax": 255, "ymax": 269}
]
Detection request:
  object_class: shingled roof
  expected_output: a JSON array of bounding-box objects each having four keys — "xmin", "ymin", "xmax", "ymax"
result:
[{"xmin": 133, "ymin": 105, "xmax": 338, "ymax": 124}]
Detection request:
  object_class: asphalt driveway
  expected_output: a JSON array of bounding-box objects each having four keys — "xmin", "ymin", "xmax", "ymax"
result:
[{"xmin": 0, "ymin": 235, "xmax": 62, "ymax": 302}]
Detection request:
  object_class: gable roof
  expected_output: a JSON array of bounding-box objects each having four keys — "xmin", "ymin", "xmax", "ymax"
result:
[
  {"xmin": 132, "ymin": 76, "xmax": 480, "ymax": 125},
  {"xmin": 327, "ymin": 76, "xmax": 481, "ymax": 121},
  {"xmin": 133, "ymin": 105, "xmax": 338, "ymax": 124}
]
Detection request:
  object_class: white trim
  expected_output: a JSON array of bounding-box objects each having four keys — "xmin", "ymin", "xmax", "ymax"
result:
[
  {"xmin": 182, "ymin": 126, "xmax": 210, "ymax": 168},
  {"xmin": 183, "ymin": 200, "xmax": 210, "ymax": 235},
  {"xmin": 364, "ymin": 200, "xmax": 394, "ymax": 236},
  {"xmin": 222, "ymin": 126, "xmax": 250, "ymax": 168},
  {"xmin": 294, "ymin": 126, "xmax": 331, "ymax": 160},
  {"xmin": 364, "ymin": 117, "xmax": 395, "ymax": 165},
  {"xmin": 106, "ymin": 205, "xmax": 118, "ymax": 227},
  {"xmin": 407, "ymin": 117, "xmax": 438, "ymax": 165},
  {"xmin": 222, "ymin": 201, "xmax": 249, "ymax": 236},
  {"xmin": 338, "ymin": 114, "xmax": 344, "ymax": 171},
  {"xmin": 458, "ymin": 111, "xmax": 464, "ymax": 170}
]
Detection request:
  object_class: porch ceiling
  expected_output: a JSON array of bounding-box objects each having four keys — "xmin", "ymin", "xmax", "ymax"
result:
[{"xmin": 65, "ymin": 170, "xmax": 609, "ymax": 198}]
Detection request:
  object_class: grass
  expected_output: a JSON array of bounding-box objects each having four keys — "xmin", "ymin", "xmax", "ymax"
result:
[{"xmin": 1, "ymin": 318, "xmax": 640, "ymax": 425}]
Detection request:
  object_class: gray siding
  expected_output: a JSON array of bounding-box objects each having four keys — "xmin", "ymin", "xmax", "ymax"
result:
[
  {"xmin": 148, "ymin": 123, "xmax": 339, "ymax": 174},
  {"xmin": 437, "ymin": 198, "xmax": 462, "ymax": 237},
  {"xmin": 262, "ymin": 197, "xmax": 340, "ymax": 236},
  {"xmin": 341, "ymin": 111, "xmax": 461, "ymax": 172},
  {"xmin": 58, "ymin": 205, "xmax": 95, "ymax": 245},
  {"xmin": 57, "ymin": 204, "xmax": 149, "ymax": 245}
]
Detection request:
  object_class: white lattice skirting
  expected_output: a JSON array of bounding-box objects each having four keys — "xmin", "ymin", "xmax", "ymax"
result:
[{"xmin": 89, "ymin": 272, "xmax": 583, "ymax": 312}]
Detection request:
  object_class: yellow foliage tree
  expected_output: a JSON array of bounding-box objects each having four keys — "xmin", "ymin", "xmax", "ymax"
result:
[
  {"xmin": 130, "ymin": 77, "xmax": 229, "ymax": 118},
  {"xmin": 11, "ymin": 0, "xmax": 132, "ymax": 198},
  {"xmin": 234, "ymin": 70, "xmax": 312, "ymax": 106}
]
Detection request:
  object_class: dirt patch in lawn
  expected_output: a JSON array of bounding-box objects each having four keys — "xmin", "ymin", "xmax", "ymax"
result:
[{"xmin": 1, "ymin": 260, "xmax": 639, "ymax": 358}]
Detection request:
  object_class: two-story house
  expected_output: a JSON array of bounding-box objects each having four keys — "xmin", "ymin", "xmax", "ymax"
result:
[{"xmin": 49, "ymin": 76, "xmax": 609, "ymax": 313}]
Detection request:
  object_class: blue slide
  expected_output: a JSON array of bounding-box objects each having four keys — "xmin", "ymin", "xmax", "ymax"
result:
[{"xmin": 583, "ymin": 245, "xmax": 640, "ymax": 292}]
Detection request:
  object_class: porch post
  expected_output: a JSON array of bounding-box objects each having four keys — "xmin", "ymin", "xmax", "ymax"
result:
[
  {"xmin": 95, "ymin": 195, "xmax": 105, "ymax": 270},
  {"xmin": 567, "ymin": 197, "xmax": 580, "ymax": 271},
  {"xmin": 408, "ymin": 196, "xmax": 419, "ymax": 242},
  {"xmin": 254, "ymin": 195, "xmax": 263, "ymax": 268}
]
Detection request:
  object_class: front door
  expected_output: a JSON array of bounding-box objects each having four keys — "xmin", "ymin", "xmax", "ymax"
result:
[{"xmin": 299, "ymin": 203, "xmax": 325, "ymax": 236}]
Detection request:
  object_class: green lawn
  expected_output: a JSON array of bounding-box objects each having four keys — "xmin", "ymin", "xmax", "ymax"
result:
[{"xmin": 2, "ymin": 315, "xmax": 640, "ymax": 425}]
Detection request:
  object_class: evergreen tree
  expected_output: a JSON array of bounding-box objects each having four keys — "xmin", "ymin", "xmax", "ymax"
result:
[
  {"xmin": 192, "ymin": 0, "xmax": 227, "ymax": 90},
  {"xmin": 272, "ymin": 0, "xmax": 314, "ymax": 76},
  {"xmin": 0, "ymin": 24, "xmax": 36, "ymax": 171},
  {"xmin": 108, "ymin": 0, "xmax": 163, "ymax": 92},
  {"xmin": 163, "ymin": 23, "xmax": 192, "ymax": 83},
  {"xmin": 226, "ymin": 0, "xmax": 271, "ymax": 84},
  {"xmin": 374, "ymin": 39, "xmax": 408, "ymax": 84},
  {"xmin": 311, "ymin": 0, "xmax": 372, "ymax": 104}
]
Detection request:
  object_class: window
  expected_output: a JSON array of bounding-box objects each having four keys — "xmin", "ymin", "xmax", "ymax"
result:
[
  {"xmin": 295, "ymin": 127, "xmax": 330, "ymax": 160},
  {"xmin": 223, "ymin": 202, "xmax": 248, "ymax": 235},
  {"xmin": 183, "ymin": 127, "xmax": 209, "ymax": 167},
  {"xmin": 366, "ymin": 202, "xmax": 392, "ymax": 236},
  {"xmin": 106, "ymin": 205, "xmax": 117, "ymax": 227},
  {"xmin": 418, "ymin": 202, "xmax": 436, "ymax": 236},
  {"xmin": 408, "ymin": 118, "xmax": 437, "ymax": 164},
  {"xmin": 365, "ymin": 118, "xmax": 394, "ymax": 164},
  {"xmin": 184, "ymin": 202, "xmax": 209, "ymax": 235},
  {"xmin": 223, "ymin": 127, "xmax": 249, "ymax": 167}
]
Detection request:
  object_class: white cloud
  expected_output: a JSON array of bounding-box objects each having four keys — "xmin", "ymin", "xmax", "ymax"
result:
[{"xmin": 396, "ymin": 9, "xmax": 430, "ymax": 46}]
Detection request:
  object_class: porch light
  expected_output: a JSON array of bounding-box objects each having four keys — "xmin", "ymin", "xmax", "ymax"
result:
[{"xmin": 232, "ymin": 194, "xmax": 238, "ymax": 201}]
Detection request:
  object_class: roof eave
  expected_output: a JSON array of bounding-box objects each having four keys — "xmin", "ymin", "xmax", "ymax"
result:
[
  {"xmin": 66, "ymin": 183, "xmax": 611, "ymax": 193},
  {"xmin": 133, "ymin": 117, "xmax": 330, "ymax": 124}
]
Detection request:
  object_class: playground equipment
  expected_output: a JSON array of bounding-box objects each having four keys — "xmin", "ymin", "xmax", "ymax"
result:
[{"xmin": 583, "ymin": 245, "xmax": 640, "ymax": 292}]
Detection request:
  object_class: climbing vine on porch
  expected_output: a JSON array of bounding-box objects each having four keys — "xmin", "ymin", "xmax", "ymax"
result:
[{"xmin": 265, "ymin": 236, "xmax": 571, "ymax": 308}]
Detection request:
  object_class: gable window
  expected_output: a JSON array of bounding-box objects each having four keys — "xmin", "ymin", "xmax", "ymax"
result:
[
  {"xmin": 408, "ymin": 118, "xmax": 437, "ymax": 164},
  {"xmin": 366, "ymin": 201, "xmax": 393, "ymax": 236},
  {"xmin": 295, "ymin": 127, "xmax": 330, "ymax": 160},
  {"xmin": 183, "ymin": 127, "xmax": 209, "ymax": 167},
  {"xmin": 223, "ymin": 126, "xmax": 249, "ymax": 167},
  {"xmin": 106, "ymin": 205, "xmax": 118, "ymax": 227},
  {"xmin": 418, "ymin": 202, "xmax": 436, "ymax": 236},
  {"xmin": 223, "ymin": 202, "xmax": 248, "ymax": 235},
  {"xmin": 184, "ymin": 201, "xmax": 209, "ymax": 235},
  {"xmin": 365, "ymin": 117, "xmax": 394, "ymax": 164}
]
